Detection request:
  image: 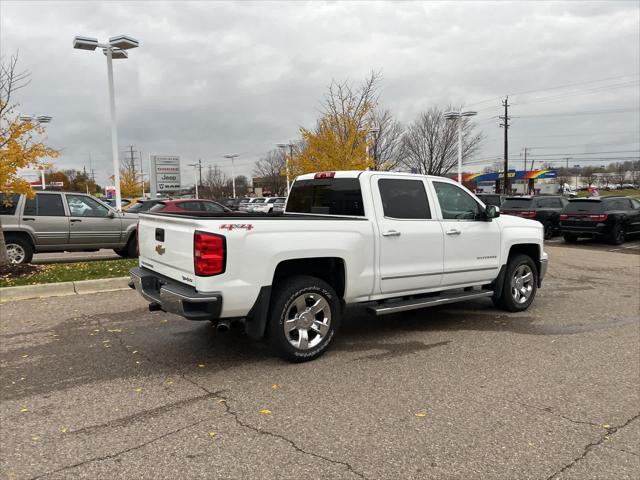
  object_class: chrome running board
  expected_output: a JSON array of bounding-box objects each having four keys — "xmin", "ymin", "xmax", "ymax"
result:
[{"xmin": 368, "ymin": 289, "xmax": 494, "ymax": 316}]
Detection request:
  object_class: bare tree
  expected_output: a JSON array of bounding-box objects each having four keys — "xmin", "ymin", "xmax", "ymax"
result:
[
  {"xmin": 201, "ymin": 165, "xmax": 228, "ymax": 200},
  {"xmin": 369, "ymin": 108, "xmax": 404, "ymax": 171},
  {"xmin": 253, "ymin": 149, "xmax": 286, "ymax": 195},
  {"xmin": 400, "ymin": 107, "xmax": 483, "ymax": 176}
]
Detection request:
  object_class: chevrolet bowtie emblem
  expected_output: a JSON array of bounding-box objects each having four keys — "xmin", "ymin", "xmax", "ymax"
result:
[{"xmin": 155, "ymin": 244, "xmax": 166, "ymax": 255}]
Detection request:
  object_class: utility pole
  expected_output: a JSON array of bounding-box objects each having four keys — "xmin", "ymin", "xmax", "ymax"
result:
[
  {"xmin": 196, "ymin": 158, "xmax": 203, "ymax": 189},
  {"xmin": 523, "ymin": 147, "xmax": 528, "ymax": 172},
  {"xmin": 139, "ymin": 150, "xmax": 145, "ymax": 198},
  {"xmin": 499, "ymin": 96, "xmax": 510, "ymax": 194}
]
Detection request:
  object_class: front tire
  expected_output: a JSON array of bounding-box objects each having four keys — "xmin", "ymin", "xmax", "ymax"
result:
[
  {"xmin": 5, "ymin": 236, "xmax": 34, "ymax": 264},
  {"xmin": 563, "ymin": 233, "xmax": 578, "ymax": 243},
  {"xmin": 496, "ymin": 254, "xmax": 538, "ymax": 312},
  {"xmin": 268, "ymin": 275, "xmax": 340, "ymax": 362}
]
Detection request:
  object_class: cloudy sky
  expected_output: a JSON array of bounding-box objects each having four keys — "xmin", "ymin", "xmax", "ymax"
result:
[{"xmin": 2, "ymin": 0, "xmax": 639, "ymax": 187}]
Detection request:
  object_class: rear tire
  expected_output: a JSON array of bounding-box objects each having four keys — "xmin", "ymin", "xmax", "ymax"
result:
[
  {"xmin": 495, "ymin": 254, "xmax": 538, "ymax": 312},
  {"xmin": 268, "ymin": 275, "xmax": 340, "ymax": 362},
  {"xmin": 563, "ymin": 233, "xmax": 578, "ymax": 243},
  {"xmin": 607, "ymin": 223, "xmax": 625, "ymax": 245},
  {"xmin": 114, "ymin": 234, "xmax": 138, "ymax": 258},
  {"xmin": 4, "ymin": 236, "xmax": 34, "ymax": 264}
]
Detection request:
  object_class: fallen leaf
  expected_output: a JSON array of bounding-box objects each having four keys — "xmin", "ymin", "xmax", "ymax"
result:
[
  {"xmin": 132, "ymin": 351, "xmax": 138, "ymax": 354},
  {"xmin": 107, "ymin": 329, "xmax": 122, "ymax": 333},
  {"xmin": 209, "ymin": 432, "xmax": 217, "ymax": 439},
  {"xmin": 415, "ymin": 412, "xmax": 427, "ymax": 417},
  {"xmin": 134, "ymin": 388, "xmax": 143, "ymax": 393},
  {"xmin": 135, "ymin": 361, "xmax": 141, "ymax": 365},
  {"xmin": 166, "ymin": 380, "xmax": 174, "ymax": 385},
  {"xmin": 20, "ymin": 407, "xmax": 29, "ymax": 413},
  {"xmin": 198, "ymin": 364, "xmax": 205, "ymax": 368},
  {"xmin": 271, "ymin": 384, "xmax": 280, "ymax": 390},
  {"xmin": 603, "ymin": 424, "xmax": 611, "ymax": 429},
  {"xmin": 21, "ymin": 354, "xmax": 29, "ymax": 358},
  {"xmin": 259, "ymin": 409, "xmax": 272, "ymax": 415},
  {"xmin": 218, "ymin": 399, "xmax": 226, "ymax": 404},
  {"xmin": 61, "ymin": 427, "xmax": 68, "ymax": 433}
]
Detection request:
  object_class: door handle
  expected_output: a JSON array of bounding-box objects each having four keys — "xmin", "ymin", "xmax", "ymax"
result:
[
  {"xmin": 23, "ymin": 217, "xmax": 35, "ymax": 221},
  {"xmin": 70, "ymin": 219, "xmax": 82, "ymax": 222},
  {"xmin": 446, "ymin": 229, "xmax": 462, "ymax": 236},
  {"xmin": 382, "ymin": 230, "xmax": 401, "ymax": 237}
]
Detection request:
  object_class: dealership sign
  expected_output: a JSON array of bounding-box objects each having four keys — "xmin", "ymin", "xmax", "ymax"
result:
[{"xmin": 150, "ymin": 155, "xmax": 181, "ymax": 194}]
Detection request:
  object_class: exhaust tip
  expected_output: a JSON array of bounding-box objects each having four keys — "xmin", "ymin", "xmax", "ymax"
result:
[{"xmin": 216, "ymin": 319, "xmax": 231, "ymax": 332}]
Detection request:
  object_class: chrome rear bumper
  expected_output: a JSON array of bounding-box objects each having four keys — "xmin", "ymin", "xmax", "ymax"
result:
[{"xmin": 129, "ymin": 267, "xmax": 222, "ymax": 321}]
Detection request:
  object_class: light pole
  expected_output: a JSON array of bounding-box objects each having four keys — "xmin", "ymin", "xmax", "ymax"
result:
[
  {"xmin": 19, "ymin": 115, "xmax": 52, "ymax": 190},
  {"xmin": 224, "ymin": 154, "xmax": 239, "ymax": 198},
  {"xmin": 444, "ymin": 108, "xmax": 477, "ymax": 184},
  {"xmin": 73, "ymin": 34, "xmax": 140, "ymax": 211},
  {"xmin": 276, "ymin": 143, "xmax": 294, "ymax": 194},
  {"xmin": 367, "ymin": 127, "xmax": 380, "ymax": 169},
  {"xmin": 187, "ymin": 163, "xmax": 199, "ymax": 198}
]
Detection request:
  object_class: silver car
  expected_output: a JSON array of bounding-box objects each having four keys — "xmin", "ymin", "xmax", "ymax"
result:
[{"xmin": 1, "ymin": 191, "xmax": 138, "ymax": 264}]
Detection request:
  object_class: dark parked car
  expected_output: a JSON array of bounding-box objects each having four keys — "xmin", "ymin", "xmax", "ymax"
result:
[
  {"xmin": 559, "ymin": 197, "xmax": 640, "ymax": 245},
  {"xmin": 222, "ymin": 197, "xmax": 248, "ymax": 211},
  {"xmin": 149, "ymin": 199, "xmax": 232, "ymax": 213},
  {"xmin": 125, "ymin": 200, "xmax": 165, "ymax": 213},
  {"xmin": 476, "ymin": 193, "xmax": 506, "ymax": 208},
  {"xmin": 501, "ymin": 196, "xmax": 569, "ymax": 239}
]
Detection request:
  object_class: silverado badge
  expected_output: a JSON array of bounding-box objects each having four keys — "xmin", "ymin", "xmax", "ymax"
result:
[{"xmin": 155, "ymin": 244, "xmax": 166, "ymax": 255}]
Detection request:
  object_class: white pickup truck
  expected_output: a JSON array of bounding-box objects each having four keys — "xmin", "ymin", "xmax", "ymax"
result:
[{"xmin": 130, "ymin": 171, "xmax": 548, "ymax": 362}]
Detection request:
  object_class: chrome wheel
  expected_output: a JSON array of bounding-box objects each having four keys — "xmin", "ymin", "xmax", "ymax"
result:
[
  {"xmin": 283, "ymin": 292, "xmax": 331, "ymax": 350},
  {"xmin": 511, "ymin": 264, "xmax": 534, "ymax": 304},
  {"xmin": 6, "ymin": 243, "xmax": 26, "ymax": 264}
]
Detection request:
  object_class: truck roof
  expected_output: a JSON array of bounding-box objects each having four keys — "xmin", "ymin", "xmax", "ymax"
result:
[{"xmin": 294, "ymin": 170, "xmax": 454, "ymax": 181}]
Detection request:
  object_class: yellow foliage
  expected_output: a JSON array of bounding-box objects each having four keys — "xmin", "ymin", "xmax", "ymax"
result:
[
  {"xmin": 119, "ymin": 167, "xmax": 142, "ymax": 197},
  {"xmin": 289, "ymin": 111, "xmax": 375, "ymax": 177},
  {"xmin": 0, "ymin": 116, "xmax": 58, "ymax": 197}
]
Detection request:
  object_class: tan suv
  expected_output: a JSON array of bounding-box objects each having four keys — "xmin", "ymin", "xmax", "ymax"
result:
[{"xmin": 1, "ymin": 191, "xmax": 138, "ymax": 264}]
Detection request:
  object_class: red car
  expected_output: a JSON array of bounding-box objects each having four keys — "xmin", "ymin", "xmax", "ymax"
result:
[{"xmin": 149, "ymin": 199, "xmax": 232, "ymax": 214}]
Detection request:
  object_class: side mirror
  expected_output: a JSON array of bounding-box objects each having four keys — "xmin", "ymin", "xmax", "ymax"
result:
[
  {"xmin": 107, "ymin": 210, "xmax": 115, "ymax": 218},
  {"xmin": 485, "ymin": 205, "xmax": 500, "ymax": 220}
]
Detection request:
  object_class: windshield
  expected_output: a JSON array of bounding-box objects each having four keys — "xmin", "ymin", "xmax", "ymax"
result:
[
  {"xmin": 564, "ymin": 200, "xmax": 604, "ymax": 214},
  {"xmin": 287, "ymin": 178, "xmax": 364, "ymax": 216},
  {"xmin": 502, "ymin": 198, "xmax": 534, "ymax": 209}
]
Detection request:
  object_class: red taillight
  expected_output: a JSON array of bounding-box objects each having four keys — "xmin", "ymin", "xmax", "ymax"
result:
[
  {"xmin": 588, "ymin": 214, "xmax": 608, "ymax": 222},
  {"xmin": 194, "ymin": 231, "xmax": 226, "ymax": 276},
  {"xmin": 519, "ymin": 211, "xmax": 537, "ymax": 218},
  {"xmin": 314, "ymin": 171, "xmax": 336, "ymax": 179},
  {"xmin": 559, "ymin": 214, "xmax": 568, "ymax": 220}
]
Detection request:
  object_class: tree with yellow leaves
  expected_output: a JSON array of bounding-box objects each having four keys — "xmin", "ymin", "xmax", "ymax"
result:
[
  {"xmin": 289, "ymin": 72, "xmax": 380, "ymax": 177},
  {"xmin": 1, "ymin": 54, "xmax": 58, "ymax": 266}
]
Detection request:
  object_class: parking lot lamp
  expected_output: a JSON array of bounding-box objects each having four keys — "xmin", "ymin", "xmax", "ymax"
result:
[
  {"xmin": 19, "ymin": 115, "xmax": 52, "ymax": 190},
  {"xmin": 444, "ymin": 109, "xmax": 477, "ymax": 184},
  {"xmin": 224, "ymin": 154, "xmax": 239, "ymax": 198},
  {"xmin": 73, "ymin": 35, "xmax": 139, "ymax": 211}
]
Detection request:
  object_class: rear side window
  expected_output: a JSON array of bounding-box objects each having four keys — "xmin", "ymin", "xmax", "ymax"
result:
[
  {"xmin": 379, "ymin": 178, "xmax": 430, "ymax": 219},
  {"xmin": 287, "ymin": 178, "xmax": 364, "ymax": 216},
  {"xmin": 502, "ymin": 198, "xmax": 533, "ymax": 209},
  {"xmin": 23, "ymin": 194, "xmax": 65, "ymax": 216},
  {"xmin": 607, "ymin": 199, "xmax": 632, "ymax": 210},
  {"xmin": 564, "ymin": 201, "xmax": 604, "ymax": 214},
  {"xmin": 176, "ymin": 201, "xmax": 204, "ymax": 211},
  {"xmin": 0, "ymin": 193, "xmax": 20, "ymax": 215}
]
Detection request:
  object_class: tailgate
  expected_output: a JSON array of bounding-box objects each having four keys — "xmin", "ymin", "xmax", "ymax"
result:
[{"xmin": 138, "ymin": 214, "xmax": 198, "ymax": 283}]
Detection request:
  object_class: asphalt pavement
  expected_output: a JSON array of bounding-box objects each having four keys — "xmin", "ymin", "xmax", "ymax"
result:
[{"xmin": 1, "ymin": 245, "xmax": 638, "ymax": 479}]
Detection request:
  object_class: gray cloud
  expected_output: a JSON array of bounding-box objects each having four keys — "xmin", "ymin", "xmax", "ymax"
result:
[{"xmin": 2, "ymin": 0, "xmax": 638, "ymax": 186}]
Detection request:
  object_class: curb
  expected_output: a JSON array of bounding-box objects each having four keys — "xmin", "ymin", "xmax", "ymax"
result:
[{"xmin": 0, "ymin": 276, "xmax": 130, "ymax": 303}]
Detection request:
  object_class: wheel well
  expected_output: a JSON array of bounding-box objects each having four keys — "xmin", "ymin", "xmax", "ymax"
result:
[
  {"xmin": 3, "ymin": 231, "xmax": 34, "ymax": 247},
  {"xmin": 273, "ymin": 257, "xmax": 346, "ymax": 299},
  {"xmin": 508, "ymin": 243, "xmax": 540, "ymax": 269}
]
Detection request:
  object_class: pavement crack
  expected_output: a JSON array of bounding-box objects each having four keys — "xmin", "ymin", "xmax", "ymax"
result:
[
  {"xmin": 517, "ymin": 401, "xmax": 602, "ymax": 428},
  {"xmin": 544, "ymin": 413, "xmax": 640, "ymax": 480},
  {"xmin": 28, "ymin": 418, "xmax": 207, "ymax": 480},
  {"xmin": 70, "ymin": 392, "xmax": 221, "ymax": 435}
]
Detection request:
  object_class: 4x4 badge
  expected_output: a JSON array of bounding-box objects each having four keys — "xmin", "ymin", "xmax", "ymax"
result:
[{"xmin": 155, "ymin": 244, "xmax": 166, "ymax": 255}]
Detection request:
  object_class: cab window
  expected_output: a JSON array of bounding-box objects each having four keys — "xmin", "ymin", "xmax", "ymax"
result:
[{"xmin": 433, "ymin": 182, "xmax": 481, "ymax": 220}]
